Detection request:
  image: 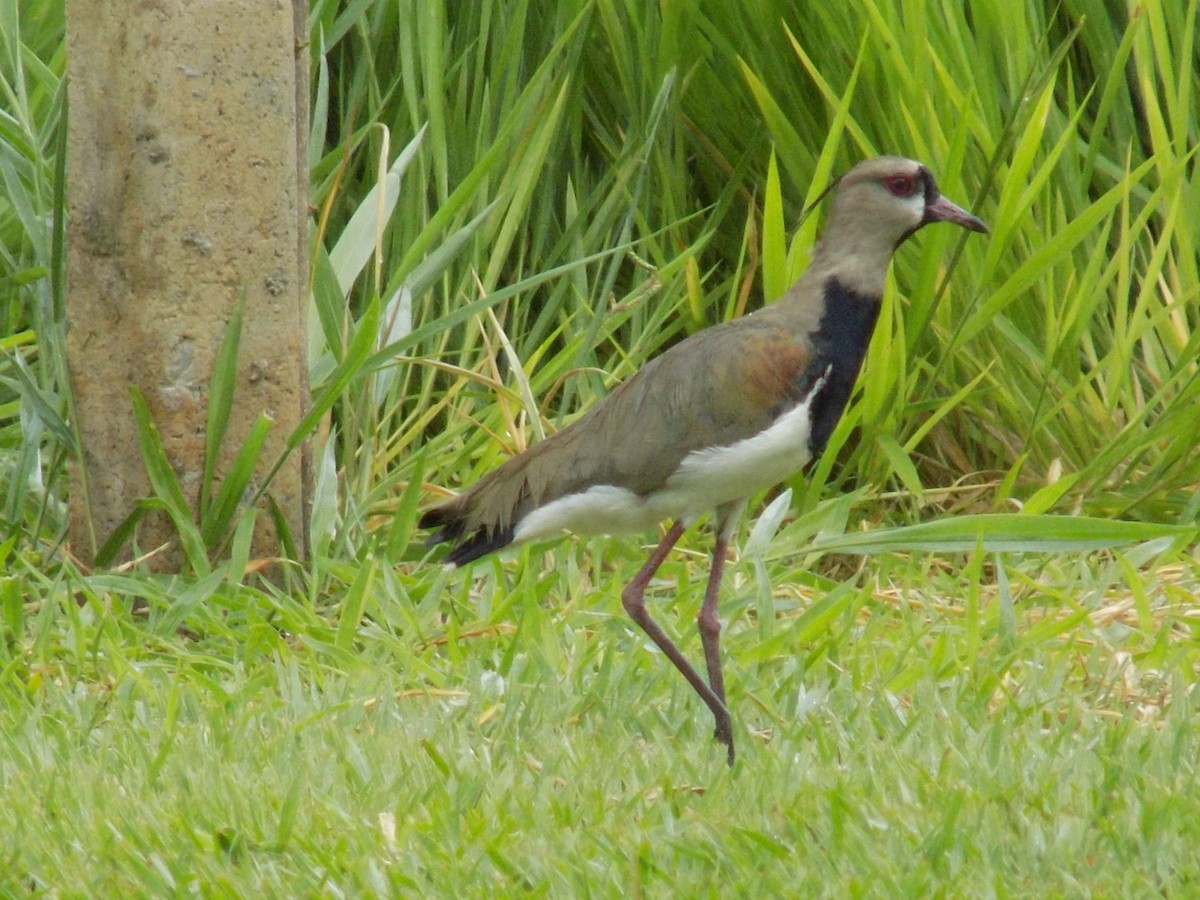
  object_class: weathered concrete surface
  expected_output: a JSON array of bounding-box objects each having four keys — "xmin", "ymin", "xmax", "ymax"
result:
[{"xmin": 66, "ymin": 1, "xmax": 310, "ymax": 569}]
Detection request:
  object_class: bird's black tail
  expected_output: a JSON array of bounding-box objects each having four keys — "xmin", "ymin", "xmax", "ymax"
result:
[{"xmin": 419, "ymin": 505, "xmax": 514, "ymax": 566}]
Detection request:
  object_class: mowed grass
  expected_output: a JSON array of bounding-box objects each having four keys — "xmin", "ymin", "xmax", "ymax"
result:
[
  {"xmin": 3, "ymin": 533, "xmax": 1199, "ymax": 894},
  {"xmin": 3, "ymin": 0, "xmax": 1200, "ymax": 894}
]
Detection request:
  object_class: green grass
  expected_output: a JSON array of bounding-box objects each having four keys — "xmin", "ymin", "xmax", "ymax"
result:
[
  {"xmin": 3, "ymin": 0, "xmax": 1200, "ymax": 894},
  {"xmin": 3, "ymin": 544, "xmax": 1198, "ymax": 894}
]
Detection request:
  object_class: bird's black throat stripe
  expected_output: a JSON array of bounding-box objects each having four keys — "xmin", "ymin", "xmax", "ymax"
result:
[{"xmin": 804, "ymin": 278, "xmax": 882, "ymax": 455}]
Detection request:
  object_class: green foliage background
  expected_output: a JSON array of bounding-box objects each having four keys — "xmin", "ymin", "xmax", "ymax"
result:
[{"xmin": 1, "ymin": 0, "xmax": 1198, "ymax": 894}]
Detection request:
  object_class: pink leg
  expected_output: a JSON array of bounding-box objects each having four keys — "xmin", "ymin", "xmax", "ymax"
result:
[
  {"xmin": 698, "ymin": 533, "xmax": 729, "ymax": 709},
  {"xmin": 621, "ymin": 521, "xmax": 734, "ymax": 765}
]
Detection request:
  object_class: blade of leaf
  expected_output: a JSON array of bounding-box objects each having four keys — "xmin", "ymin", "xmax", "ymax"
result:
[
  {"xmin": 129, "ymin": 387, "xmax": 211, "ymax": 574},
  {"xmin": 200, "ymin": 412, "xmax": 273, "ymax": 547},
  {"xmin": 202, "ymin": 290, "xmax": 246, "ymax": 513},
  {"xmin": 385, "ymin": 447, "xmax": 429, "ymax": 561}
]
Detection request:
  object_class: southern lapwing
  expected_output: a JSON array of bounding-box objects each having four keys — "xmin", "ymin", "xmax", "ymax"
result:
[{"xmin": 421, "ymin": 156, "xmax": 988, "ymax": 764}]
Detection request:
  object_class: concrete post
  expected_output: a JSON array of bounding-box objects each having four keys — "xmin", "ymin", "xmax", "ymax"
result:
[{"xmin": 66, "ymin": 1, "xmax": 310, "ymax": 569}]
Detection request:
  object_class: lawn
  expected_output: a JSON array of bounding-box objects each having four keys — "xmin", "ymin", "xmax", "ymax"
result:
[{"xmin": 2, "ymin": 0, "xmax": 1199, "ymax": 895}]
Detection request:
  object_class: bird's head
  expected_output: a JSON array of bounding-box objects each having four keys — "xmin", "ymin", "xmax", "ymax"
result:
[
  {"xmin": 802, "ymin": 156, "xmax": 988, "ymax": 296},
  {"xmin": 828, "ymin": 156, "xmax": 989, "ymax": 249}
]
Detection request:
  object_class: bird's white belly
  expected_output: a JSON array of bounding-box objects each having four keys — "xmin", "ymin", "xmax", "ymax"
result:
[{"xmin": 512, "ymin": 391, "xmax": 817, "ymax": 542}]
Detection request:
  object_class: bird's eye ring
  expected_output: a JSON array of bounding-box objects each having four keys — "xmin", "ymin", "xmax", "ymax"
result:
[{"xmin": 884, "ymin": 174, "xmax": 918, "ymax": 197}]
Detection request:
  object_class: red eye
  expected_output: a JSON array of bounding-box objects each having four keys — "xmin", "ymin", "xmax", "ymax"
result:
[{"xmin": 884, "ymin": 174, "xmax": 918, "ymax": 197}]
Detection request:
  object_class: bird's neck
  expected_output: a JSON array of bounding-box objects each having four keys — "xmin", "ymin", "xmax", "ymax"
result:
[
  {"xmin": 803, "ymin": 230, "xmax": 895, "ymax": 299},
  {"xmin": 769, "ymin": 233, "xmax": 889, "ymax": 338}
]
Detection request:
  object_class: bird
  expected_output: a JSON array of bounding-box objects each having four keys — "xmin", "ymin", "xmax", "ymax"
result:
[{"xmin": 420, "ymin": 156, "xmax": 988, "ymax": 765}]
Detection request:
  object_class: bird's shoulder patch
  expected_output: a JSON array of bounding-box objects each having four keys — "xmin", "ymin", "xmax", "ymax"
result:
[{"xmin": 713, "ymin": 327, "xmax": 814, "ymax": 414}]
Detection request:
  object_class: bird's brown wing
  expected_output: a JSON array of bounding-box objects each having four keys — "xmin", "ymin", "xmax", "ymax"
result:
[
  {"xmin": 578, "ymin": 317, "xmax": 818, "ymax": 493},
  {"xmin": 421, "ymin": 316, "xmax": 822, "ymax": 562}
]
